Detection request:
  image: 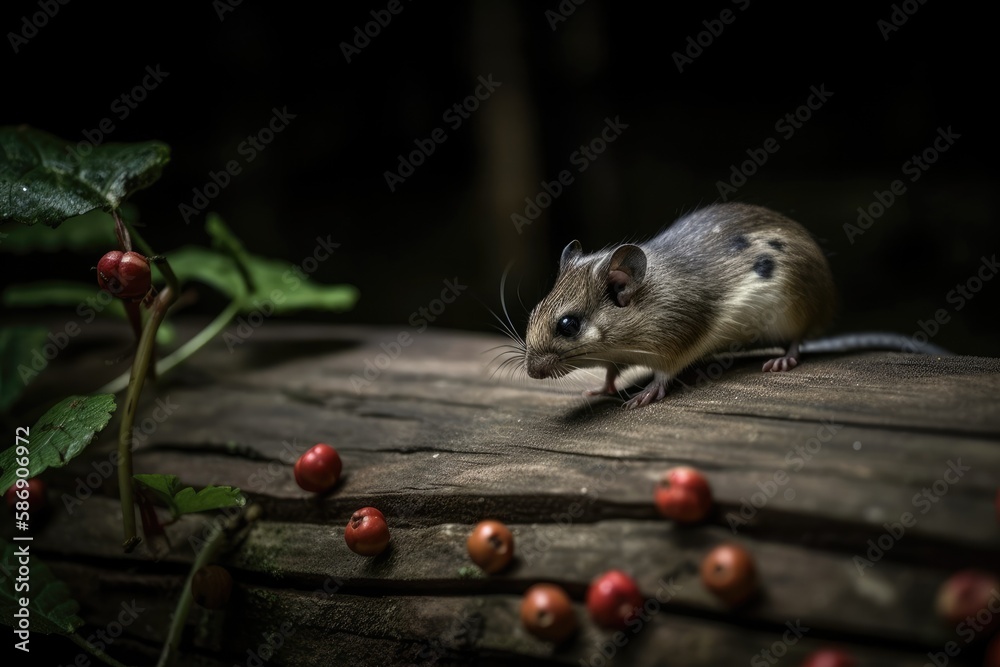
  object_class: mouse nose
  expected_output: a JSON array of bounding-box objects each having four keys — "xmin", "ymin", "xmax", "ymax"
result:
[{"xmin": 525, "ymin": 352, "xmax": 559, "ymax": 379}]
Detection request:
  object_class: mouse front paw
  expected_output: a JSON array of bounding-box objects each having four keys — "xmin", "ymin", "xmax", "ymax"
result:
[{"xmin": 583, "ymin": 367, "xmax": 620, "ymax": 397}]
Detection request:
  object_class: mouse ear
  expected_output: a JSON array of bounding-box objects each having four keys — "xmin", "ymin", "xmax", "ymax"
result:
[
  {"xmin": 606, "ymin": 244, "xmax": 647, "ymax": 307},
  {"xmin": 560, "ymin": 240, "xmax": 583, "ymax": 272}
]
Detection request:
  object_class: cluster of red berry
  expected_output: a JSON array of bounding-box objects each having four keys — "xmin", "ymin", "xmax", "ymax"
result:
[
  {"xmin": 292, "ymin": 443, "xmax": 391, "ymax": 556},
  {"xmin": 504, "ymin": 467, "xmax": 767, "ymax": 648},
  {"xmin": 10, "ymin": 447, "xmax": 998, "ymax": 664},
  {"xmin": 454, "ymin": 468, "xmax": 999, "ymax": 665}
]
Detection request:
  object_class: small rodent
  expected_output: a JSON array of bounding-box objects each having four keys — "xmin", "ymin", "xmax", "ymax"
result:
[{"xmin": 521, "ymin": 203, "xmax": 924, "ymax": 409}]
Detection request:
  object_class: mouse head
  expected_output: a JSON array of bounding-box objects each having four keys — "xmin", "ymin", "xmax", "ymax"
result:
[{"xmin": 524, "ymin": 240, "xmax": 648, "ymax": 379}]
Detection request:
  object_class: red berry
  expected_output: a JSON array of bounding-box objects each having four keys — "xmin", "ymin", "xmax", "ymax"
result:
[
  {"xmin": 345, "ymin": 507, "xmax": 390, "ymax": 556},
  {"xmin": 799, "ymin": 648, "xmax": 857, "ymax": 667},
  {"xmin": 294, "ymin": 443, "xmax": 342, "ymax": 493},
  {"xmin": 191, "ymin": 564, "xmax": 233, "ymax": 609},
  {"xmin": 586, "ymin": 570, "xmax": 644, "ymax": 630},
  {"xmin": 700, "ymin": 543, "xmax": 758, "ymax": 606},
  {"xmin": 6, "ymin": 478, "xmax": 46, "ymax": 513},
  {"xmin": 467, "ymin": 520, "xmax": 514, "ymax": 574},
  {"xmin": 520, "ymin": 583, "xmax": 577, "ymax": 643},
  {"xmin": 654, "ymin": 466, "xmax": 713, "ymax": 523},
  {"xmin": 97, "ymin": 250, "xmax": 151, "ymax": 299},
  {"xmin": 935, "ymin": 569, "xmax": 1000, "ymax": 627}
]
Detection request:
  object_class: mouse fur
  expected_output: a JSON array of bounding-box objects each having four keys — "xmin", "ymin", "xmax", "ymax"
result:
[{"xmin": 523, "ymin": 203, "xmax": 837, "ymax": 408}]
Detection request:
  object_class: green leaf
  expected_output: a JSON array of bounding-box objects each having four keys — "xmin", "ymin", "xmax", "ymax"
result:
[
  {"xmin": 2, "ymin": 282, "xmax": 175, "ymax": 345},
  {"xmin": 0, "ymin": 125, "xmax": 170, "ymax": 227},
  {"xmin": 134, "ymin": 474, "xmax": 246, "ymax": 518},
  {"xmin": 0, "ymin": 208, "xmax": 120, "ymax": 254},
  {"xmin": 162, "ymin": 245, "xmax": 358, "ymax": 315},
  {"xmin": 2, "ymin": 281, "xmax": 117, "ymax": 309},
  {"xmin": 0, "ymin": 539, "xmax": 84, "ymax": 635},
  {"xmin": 0, "ymin": 326, "xmax": 49, "ymax": 412},
  {"xmin": 206, "ymin": 213, "xmax": 255, "ymax": 291},
  {"xmin": 0, "ymin": 395, "xmax": 117, "ymax": 495},
  {"xmin": 157, "ymin": 245, "xmax": 247, "ymax": 300}
]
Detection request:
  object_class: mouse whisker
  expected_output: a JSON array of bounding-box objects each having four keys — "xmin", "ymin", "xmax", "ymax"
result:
[
  {"xmin": 497, "ymin": 260, "xmax": 526, "ymax": 347},
  {"xmin": 488, "ymin": 356, "xmax": 523, "ymax": 382},
  {"xmin": 554, "ymin": 340, "xmax": 596, "ymax": 359},
  {"xmin": 486, "ymin": 312, "xmax": 523, "ymax": 346},
  {"xmin": 483, "ymin": 343, "xmax": 525, "ymax": 355},
  {"xmin": 612, "ymin": 348, "xmax": 664, "ymax": 361},
  {"xmin": 485, "ymin": 348, "xmax": 527, "ymax": 378}
]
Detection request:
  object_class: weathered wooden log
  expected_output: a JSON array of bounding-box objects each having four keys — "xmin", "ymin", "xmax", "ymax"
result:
[{"xmin": 12, "ymin": 323, "xmax": 1000, "ymax": 666}]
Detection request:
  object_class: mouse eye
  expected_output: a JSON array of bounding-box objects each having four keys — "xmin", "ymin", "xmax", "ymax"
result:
[{"xmin": 556, "ymin": 315, "xmax": 581, "ymax": 337}]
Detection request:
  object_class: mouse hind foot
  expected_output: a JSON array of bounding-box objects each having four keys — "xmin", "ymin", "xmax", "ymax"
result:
[
  {"xmin": 762, "ymin": 340, "xmax": 801, "ymax": 372},
  {"xmin": 623, "ymin": 371, "xmax": 671, "ymax": 409}
]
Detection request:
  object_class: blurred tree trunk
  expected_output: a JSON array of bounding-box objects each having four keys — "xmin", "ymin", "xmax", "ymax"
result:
[{"xmin": 470, "ymin": 0, "xmax": 543, "ymax": 329}]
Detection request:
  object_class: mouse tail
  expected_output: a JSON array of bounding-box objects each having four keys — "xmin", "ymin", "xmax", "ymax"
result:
[{"xmin": 800, "ymin": 332, "xmax": 952, "ymax": 356}]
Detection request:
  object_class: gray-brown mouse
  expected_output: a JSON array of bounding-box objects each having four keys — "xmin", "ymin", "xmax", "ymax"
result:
[{"xmin": 522, "ymin": 203, "xmax": 837, "ymax": 409}]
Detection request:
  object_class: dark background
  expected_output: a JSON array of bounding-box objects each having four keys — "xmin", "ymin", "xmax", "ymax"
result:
[
  {"xmin": 0, "ymin": 3, "xmax": 998, "ymax": 663},
  {"xmin": 2, "ymin": 0, "xmax": 998, "ymax": 355}
]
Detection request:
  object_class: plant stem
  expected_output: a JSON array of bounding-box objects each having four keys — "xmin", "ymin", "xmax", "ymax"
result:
[
  {"xmin": 155, "ymin": 532, "xmax": 222, "ymax": 667},
  {"xmin": 156, "ymin": 505, "xmax": 260, "ymax": 667},
  {"xmin": 123, "ymin": 300, "xmax": 143, "ymax": 343},
  {"xmin": 112, "ymin": 209, "xmax": 132, "ymax": 254},
  {"xmin": 155, "ymin": 299, "xmax": 242, "ymax": 377},
  {"xmin": 118, "ymin": 258, "xmax": 179, "ymax": 553},
  {"xmin": 113, "ymin": 210, "xmax": 147, "ymax": 370},
  {"xmin": 69, "ymin": 631, "xmax": 132, "ymax": 667},
  {"xmin": 123, "ymin": 218, "xmax": 155, "ymax": 258},
  {"xmin": 98, "ymin": 299, "xmax": 242, "ymax": 395}
]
